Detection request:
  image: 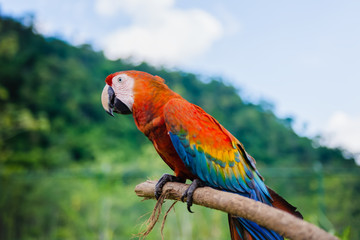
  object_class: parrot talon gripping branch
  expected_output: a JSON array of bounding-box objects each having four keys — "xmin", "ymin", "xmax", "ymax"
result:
[
  {"xmin": 180, "ymin": 178, "xmax": 206, "ymax": 213},
  {"xmin": 101, "ymin": 70, "xmax": 303, "ymax": 240},
  {"xmin": 155, "ymin": 173, "xmax": 185, "ymax": 200}
]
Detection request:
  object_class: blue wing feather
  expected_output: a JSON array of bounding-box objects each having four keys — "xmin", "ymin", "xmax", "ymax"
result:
[{"xmin": 169, "ymin": 132, "xmax": 271, "ymax": 204}]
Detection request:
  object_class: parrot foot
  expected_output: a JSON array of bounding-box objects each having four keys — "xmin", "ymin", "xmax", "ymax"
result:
[
  {"xmin": 155, "ymin": 174, "xmax": 185, "ymax": 200},
  {"xmin": 181, "ymin": 179, "xmax": 205, "ymax": 213}
]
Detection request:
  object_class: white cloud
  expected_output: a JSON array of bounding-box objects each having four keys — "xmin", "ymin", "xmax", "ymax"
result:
[
  {"xmin": 95, "ymin": 0, "xmax": 223, "ymax": 65},
  {"xmin": 323, "ymin": 111, "xmax": 360, "ymax": 164}
]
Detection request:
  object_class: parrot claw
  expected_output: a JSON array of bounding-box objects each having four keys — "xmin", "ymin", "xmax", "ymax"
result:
[
  {"xmin": 181, "ymin": 179, "xmax": 205, "ymax": 213},
  {"xmin": 155, "ymin": 174, "xmax": 185, "ymax": 200}
]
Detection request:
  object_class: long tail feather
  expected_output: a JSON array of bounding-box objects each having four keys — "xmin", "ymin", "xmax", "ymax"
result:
[
  {"xmin": 228, "ymin": 215, "xmax": 283, "ymax": 240},
  {"xmin": 228, "ymin": 188, "xmax": 302, "ymax": 240},
  {"xmin": 266, "ymin": 186, "xmax": 303, "ymax": 219},
  {"xmin": 228, "ymin": 214, "xmax": 247, "ymax": 240}
]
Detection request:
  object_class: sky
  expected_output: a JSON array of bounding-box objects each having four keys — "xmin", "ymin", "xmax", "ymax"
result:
[{"xmin": 1, "ymin": 0, "xmax": 359, "ymax": 163}]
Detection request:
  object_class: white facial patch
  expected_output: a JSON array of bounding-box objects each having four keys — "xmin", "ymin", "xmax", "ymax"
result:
[{"xmin": 111, "ymin": 73, "xmax": 135, "ymax": 112}]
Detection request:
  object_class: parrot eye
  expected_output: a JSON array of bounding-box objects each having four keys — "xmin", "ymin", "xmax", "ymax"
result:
[{"xmin": 118, "ymin": 77, "xmax": 122, "ymax": 82}]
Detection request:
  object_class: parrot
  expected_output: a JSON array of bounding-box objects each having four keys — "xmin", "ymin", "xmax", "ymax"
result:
[{"xmin": 101, "ymin": 70, "xmax": 302, "ymax": 240}]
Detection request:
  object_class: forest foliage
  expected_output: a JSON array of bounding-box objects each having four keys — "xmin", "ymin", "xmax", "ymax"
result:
[{"xmin": 0, "ymin": 16, "xmax": 359, "ymax": 240}]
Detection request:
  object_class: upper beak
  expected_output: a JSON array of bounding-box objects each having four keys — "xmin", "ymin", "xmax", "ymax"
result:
[{"xmin": 101, "ymin": 84, "xmax": 115, "ymax": 117}]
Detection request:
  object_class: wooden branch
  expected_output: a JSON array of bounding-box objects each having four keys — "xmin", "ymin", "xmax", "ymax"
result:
[{"xmin": 135, "ymin": 180, "xmax": 338, "ymax": 240}]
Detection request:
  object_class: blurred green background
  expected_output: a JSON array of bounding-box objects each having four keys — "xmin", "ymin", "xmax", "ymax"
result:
[{"xmin": 0, "ymin": 16, "xmax": 359, "ymax": 240}]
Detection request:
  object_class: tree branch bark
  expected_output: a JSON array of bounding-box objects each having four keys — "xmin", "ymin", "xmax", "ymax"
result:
[{"xmin": 135, "ymin": 180, "xmax": 338, "ymax": 240}]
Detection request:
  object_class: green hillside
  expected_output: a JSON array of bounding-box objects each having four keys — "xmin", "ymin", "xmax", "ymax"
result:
[{"xmin": 0, "ymin": 16, "xmax": 359, "ymax": 240}]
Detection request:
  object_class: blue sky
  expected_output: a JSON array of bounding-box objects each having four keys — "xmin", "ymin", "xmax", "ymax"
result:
[{"xmin": 1, "ymin": 0, "xmax": 359, "ymax": 163}]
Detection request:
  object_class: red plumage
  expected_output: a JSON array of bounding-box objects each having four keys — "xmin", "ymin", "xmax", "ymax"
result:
[{"xmin": 102, "ymin": 70, "xmax": 302, "ymax": 240}]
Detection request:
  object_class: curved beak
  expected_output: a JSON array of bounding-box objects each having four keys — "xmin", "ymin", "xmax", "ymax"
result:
[
  {"xmin": 101, "ymin": 85, "xmax": 132, "ymax": 116},
  {"xmin": 101, "ymin": 84, "xmax": 114, "ymax": 117}
]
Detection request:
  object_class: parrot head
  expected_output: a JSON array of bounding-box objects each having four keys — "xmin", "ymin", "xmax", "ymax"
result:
[
  {"xmin": 101, "ymin": 71, "xmax": 135, "ymax": 116},
  {"xmin": 101, "ymin": 70, "xmax": 170, "ymax": 117}
]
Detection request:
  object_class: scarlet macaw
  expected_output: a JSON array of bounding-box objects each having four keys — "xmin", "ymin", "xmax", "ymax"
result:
[{"xmin": 101, "ymin": 70, "xmax": 302, "ymax": 240}]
